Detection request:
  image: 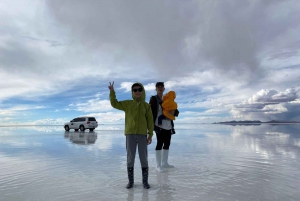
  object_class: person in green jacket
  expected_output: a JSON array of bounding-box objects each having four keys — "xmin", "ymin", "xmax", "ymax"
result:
[{"xmin": 108, "ymin": 81, "xmax": 154, "ymax": 189}]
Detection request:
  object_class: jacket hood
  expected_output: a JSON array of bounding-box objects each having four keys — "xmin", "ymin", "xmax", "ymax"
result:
[
  {"xmin": 131, "ymin": 82, "xmax": 146, "ymax": 101},
  {"xmin": 163, "ymin": 91, "xmax": 176, "ymax": 102},
  {"xmin": 162, "ymin": 91, "xmax": 177, "ymax": 110}
]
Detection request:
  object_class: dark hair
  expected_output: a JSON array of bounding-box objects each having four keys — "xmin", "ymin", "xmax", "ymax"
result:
[
  {"xmin": 131, "ymin": 83, "xmax": 142, "ymax": 89},
  {"xmin": 155, "ymin": 82, "xmax": 164, "ymax": 87}
]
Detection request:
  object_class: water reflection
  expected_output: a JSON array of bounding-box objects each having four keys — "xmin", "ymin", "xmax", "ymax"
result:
[
  {"xmin": 0, "ymin": 125, "xmax": 63, "ymax": 135},
  {"xmin": 229, "ymin": 124, "xmax": 300, "ymax": 159},
  {"xmin": 64, "ymin": 131, "xmax": 98, "ymax": 145},
  {"xmin": 155, "ymin": 172, "xmax": 175, "ymax": 201},
  {"xmin": 126, "ymin": 189, "xmax": 149, "ymax": 201},
  {"xmin": 0, "ymin": 124, "xmax": 299, "ymax": 201}
]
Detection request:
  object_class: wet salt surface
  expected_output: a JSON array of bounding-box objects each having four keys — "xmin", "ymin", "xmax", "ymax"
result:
[{"xmin": 0, "ymin": 124, "xmax": 299, "ymax": 201}]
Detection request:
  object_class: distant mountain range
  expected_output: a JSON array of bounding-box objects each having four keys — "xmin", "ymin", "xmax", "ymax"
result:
[{"xmin": 214, "ymin": 120, "xmax": 300, "ymax": 124}]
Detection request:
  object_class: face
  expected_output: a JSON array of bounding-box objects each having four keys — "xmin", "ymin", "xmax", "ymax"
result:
[
  {"xmin": 132, "ymin": 86, "xmax": 143, "ymax": 98},
  {"xmin": 156, "ymin": 85, "xmax": 165, "ymax": 94}
]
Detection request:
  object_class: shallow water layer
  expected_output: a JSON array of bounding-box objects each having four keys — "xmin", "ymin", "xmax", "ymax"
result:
[{"xmin": 0, "ymin": 124, "xmax": 299, "ymax": 201}]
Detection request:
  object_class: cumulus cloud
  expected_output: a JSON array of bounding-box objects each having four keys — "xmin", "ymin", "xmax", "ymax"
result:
[
  {"xmin": 231, "ymin": 88, "xmax": 300, "ymax": 121},
  {"xmin": 239, "ymin": 88, "xmax": 298, "ymax": 106}
]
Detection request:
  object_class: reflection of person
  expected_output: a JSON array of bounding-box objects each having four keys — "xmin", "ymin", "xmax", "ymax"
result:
[
  {"xmin": 108, "ymin": 81, "xmax": 154, "ymax": 189},
  {"xmin": 149, "ymin": 82, "xmax": 179, "ymax": 172},
  {"xmin": 155, "ymin": 171, "xmax": 173, "ymax": 201}
]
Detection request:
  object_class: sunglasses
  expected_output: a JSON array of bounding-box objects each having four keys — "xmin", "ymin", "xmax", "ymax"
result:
[{"xmin": 133, "ymin": 88, "xmax": 143, "ymax": 92}]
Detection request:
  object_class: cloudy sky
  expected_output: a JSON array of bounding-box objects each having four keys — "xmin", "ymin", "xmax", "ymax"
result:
[{"xmin": 0, "ymin": 0, "xmax": 300, "ymax": 125}]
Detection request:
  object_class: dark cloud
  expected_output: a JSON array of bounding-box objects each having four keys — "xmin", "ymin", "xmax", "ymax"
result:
[
  {"xmin": 279, "ymin": 102, "xmax": 300, "ymax": 120},
  {"xmin": 0, "ymin": 37, "xmax": 61, "ymax": 79},
  {"xmin": 46, "ymin": 0, "xmax": 300, "ymax": 80},
  {"xmin": 268, "ymin": 51, "xmax": 299, "ymax": 60},
  {"xmin": 24, "ymin": 36, "xmax": 68, "ymax": 47},
  {"xmin": 46, "ymin": 0, "xmax": 199, "ymax": 77}
]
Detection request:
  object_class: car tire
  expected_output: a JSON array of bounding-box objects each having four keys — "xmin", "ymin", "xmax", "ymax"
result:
[
  {"xmin": 65, "ymin": 126, "xmax": 70, "ymax": 131},
  {"xmin": 80, "ymin": 125, "xmax": 85, "ymax": 132}
]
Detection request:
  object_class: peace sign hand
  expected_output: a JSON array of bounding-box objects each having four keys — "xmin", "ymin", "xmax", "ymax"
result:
[{"xmin": 108, "ymin": 81, "xmax": 114, "ymax": 91}]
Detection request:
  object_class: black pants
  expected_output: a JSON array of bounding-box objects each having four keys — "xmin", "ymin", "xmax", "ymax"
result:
[{"xmin": 155, "ymin": 128, "xmax": 172, "ymax": 150}]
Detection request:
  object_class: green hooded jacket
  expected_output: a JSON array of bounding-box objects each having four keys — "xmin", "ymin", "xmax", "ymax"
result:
[{"xmin": 109, "ymin": 82, "xmax": 154, "ymax": 137}]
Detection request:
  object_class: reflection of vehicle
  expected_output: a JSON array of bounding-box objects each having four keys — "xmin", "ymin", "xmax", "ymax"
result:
[
  {"xmin": 68, "ymin": 132, "xmax": 97, "ymax": 145},
  {"xmin": 64, "ymin": 117, "xmax": 98, "ymax": 132}
]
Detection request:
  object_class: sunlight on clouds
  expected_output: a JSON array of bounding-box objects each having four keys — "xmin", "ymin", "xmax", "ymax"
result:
[
  {"xmin": 0, "ymin": 109, "xmax": 16, "ymax": 116},
  {"xmin": 294, "ymin": 139, "xmax": 300, "ymax": 147},
  {"xmin": 0, "ymin": 117, "xmax": 15, "ymax": 125},
  {"xmin": 169, "ymin": 72, "xmax": 210, "ymax": 87},
  {"xmin": 0, "ymin": 0, "xmax": 38, "ymax": 21},
  {"xmin": 118, "ymin": 81, "xmax": 160, "ymax": 93},
  {"xmin": 263, "ymin": 104, "xmax": 288, "ymax": 114},
  {"xmin": 243, "ymin": 88, "xmax": 298, "ymax": 105},
  {"xmin": 86, "ymin": 112, "xmax": 125, "ymax": 124},
  {"xmin": 204, "ymin": 108, "xmax": 231, "ymax": 115},
  {"xmin": 290, "ymin": 99, "xmax": 300, "ymax": 104},
  {"xmin": 143, "ymin": 83, "xmax": 156, "ymax": 92},
  {"xmin": 119, "ymin": 82, "xmax": 134, "ymax": 92},
  {"xmin": 231, "ymin": 87, "xmax": 300, "ymax": 120},
  {"xmin": 174, "ymin": 110, "xmax": 231, "ymax": 124},
  {"xmin": 31, "ymin": 118, "xmax": 66, "ymax": 125},
  {"xmin": 69, "ymin": 99, "xmax": 112, "ymax": 112},
  {"xmin": 0, "ymin": 107, "xmax": 31, "ymax": 124}
]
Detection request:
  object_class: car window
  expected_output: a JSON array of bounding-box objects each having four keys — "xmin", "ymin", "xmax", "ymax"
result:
[
  {"xmin": 88, "ymin": 117, "xmax": 96, "ymax": 121},
  {"xmin": 75, "ymin": 118, "xmax": 81, "ymax": 122}
]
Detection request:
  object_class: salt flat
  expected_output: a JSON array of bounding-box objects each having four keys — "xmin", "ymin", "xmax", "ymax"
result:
[{"xmin": 0, "ymin": 124, "xmax": 299, "ymax": 201}]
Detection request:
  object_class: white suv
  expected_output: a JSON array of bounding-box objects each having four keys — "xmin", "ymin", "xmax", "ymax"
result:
[{"xmin": 64, "ymin": 117, "xmax": 98, "ymax": 132}]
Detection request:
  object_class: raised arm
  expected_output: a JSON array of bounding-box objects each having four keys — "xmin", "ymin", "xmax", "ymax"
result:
[{"xmin": 108, "ymin": 81, "xmax": 126, "ymax": 111}]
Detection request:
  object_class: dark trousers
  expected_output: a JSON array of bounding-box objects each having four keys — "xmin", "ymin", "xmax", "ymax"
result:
[{"xmin": 155, "ymin": 128, "xmax": 172, "ymax": 150}]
